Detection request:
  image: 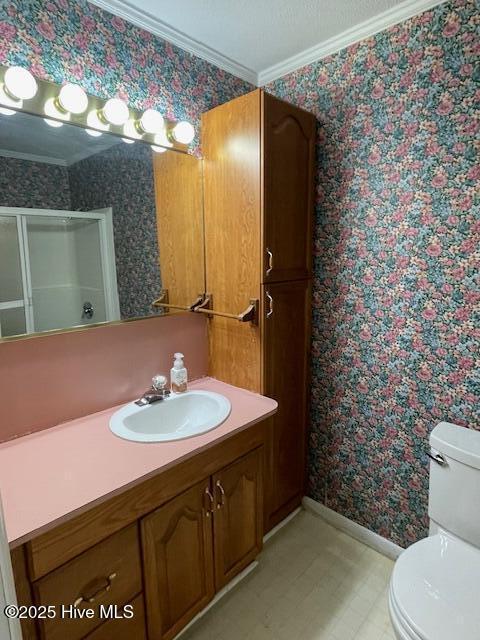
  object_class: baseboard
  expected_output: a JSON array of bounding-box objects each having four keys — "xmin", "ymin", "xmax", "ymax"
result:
[
  {"xmin": 175, "ymin": 561, "xmax": 259, "ymax": 639},
  {"xmin": 303, "ymin": 497, "xmax": 404, "ymax": 560},
  {"xmin": 263, "ymin": 506, "xmax": 302, "ymax": 543}
]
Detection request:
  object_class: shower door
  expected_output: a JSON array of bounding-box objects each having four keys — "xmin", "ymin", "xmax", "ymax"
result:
[
  {"xmin": 0, "ymin": 208, "xmax": 120, "ymax": 338},
  {"xmin": 0, "ymin": 214, "xmax": 33, "ymax": 337}
]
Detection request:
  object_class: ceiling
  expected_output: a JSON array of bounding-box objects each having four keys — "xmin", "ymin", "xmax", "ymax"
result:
[
  {"xmin": 0, "ymin": 111, "xmax": 121, "ymax": 166},
  {"xmin": 90, "ymin": 0, "xmax": 445, "ymax": 85}
]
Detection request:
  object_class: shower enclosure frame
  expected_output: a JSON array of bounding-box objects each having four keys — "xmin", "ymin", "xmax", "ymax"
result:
[{"xmin": 0, "ymin": 206, "xmax": 120, "ymax": 337}]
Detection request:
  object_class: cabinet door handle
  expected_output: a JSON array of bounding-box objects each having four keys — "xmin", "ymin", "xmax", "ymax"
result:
[
  {"xmin": 266, "ymin": 291, "xmax": 273, "ymax": 318},
  {"xmin": 73, "ymin": 573, "xmax": 117, "ymax": 607},
  {"xmin": 204, "ymin": 486, "xmax": 214, "ymax": 517},
  {"xmin": 215, "ymin": 480, "xmax": 226, "ymax": 509},
  {"xmin": 266, "ymin": 248, "xmax": 273, "ymax": 276}
]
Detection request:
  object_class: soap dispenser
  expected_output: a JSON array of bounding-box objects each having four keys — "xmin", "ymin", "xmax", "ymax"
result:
[{"xmin": 170, "ymin": 352, "xmax": 187, "ymax": 393}]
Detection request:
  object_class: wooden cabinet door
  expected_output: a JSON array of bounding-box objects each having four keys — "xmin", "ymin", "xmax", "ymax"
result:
[
  {"xmin": 202, "ymin": 89, "xmax": 262, "ymax": 392},
  {"xmin": 212, "ymin": 449, "xmax": 263, "ymax": 590},
  {"xmin": 262, "ymin": 92, "xmax": 316, "ymax": 283},
  {"xmin": 262, "ymin": 279, "xmax": 311, "ymax": 530},
  {"xmin": 141, "ymin": 481, "xmax": 215, "ymax": 640}
]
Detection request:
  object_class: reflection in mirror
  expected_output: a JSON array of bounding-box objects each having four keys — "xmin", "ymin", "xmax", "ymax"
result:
[{"xmin": 0, "ymin": 110, "xmax": 205, "ymax": 339}]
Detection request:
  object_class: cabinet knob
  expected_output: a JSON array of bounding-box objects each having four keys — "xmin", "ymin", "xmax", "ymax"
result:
[{"xmin": 266, "ymin": 248, "xmax": 273, "ymax": 276}]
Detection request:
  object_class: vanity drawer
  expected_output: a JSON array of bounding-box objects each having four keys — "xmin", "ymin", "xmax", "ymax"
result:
[
  {"xmin": 84, "ymin": 594, "xmax": 146, "ymax": 640},
  {"xmin": 32, "ymin": 524, "xmax": 142, "ymax": 640}
]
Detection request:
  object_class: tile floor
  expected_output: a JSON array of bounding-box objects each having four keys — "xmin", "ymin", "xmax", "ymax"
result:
[{"xmin": 182, "ymin": 509, "xmax": 396, "ymax": 640}]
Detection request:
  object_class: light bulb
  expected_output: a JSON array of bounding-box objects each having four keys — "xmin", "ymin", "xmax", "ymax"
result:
[
  {"xmin": 44, "ymin": 118, "xmax": 63, "ymax": 128},
  {"xmin": 122, "ymin": 138, "xmax": 134, "ymax": 144},
  {"xmin": 85, "ymin": 128, "xmax": 102, "ymax": 137},
  {"xmin": 58, "ymin": 83, "xmax": 88, "ymax": 114},
  {"xmin": 139, "ymin": 109, "xmax": 164, "ymax": 134},
  {"xmin": 4, "ymin": 66, "xmax": 38, "ymax": 100},
  {"xmin": 172, "ymin": 121, "xmax": 195, "ymax": 144},
  {"xmin": 151, "ymin": 145, "xmax": 167, "ymax": 153},
  {"xmin": 101, "ymin": 98, "xmax": 129, "ymax": 126},
  {"xmin": 153, "ymin": 130, "xmax": 173, "ymax": 149},
  {"xmin": 44, "ymin": 97, "xmax": 70, "ymax": 123},
  {"xmin": 87, "ymin": 110, "xmax": 109, "ymax": 132},
  {"xmin": 0, "ymin": 107, "xmax": 15, "ymax": 116},
  {"xmin": 123, "ymin": 119, "xmax": 141, "ymax": 141},
  {"xmin": 0, "ymin": 84, "xmax": 22, "ymax": 110}
]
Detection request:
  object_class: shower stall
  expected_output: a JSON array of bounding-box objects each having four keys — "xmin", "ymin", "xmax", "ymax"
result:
[{"xmin": 0, "ymin": 207, "xmax": 120, "ymax": 338}]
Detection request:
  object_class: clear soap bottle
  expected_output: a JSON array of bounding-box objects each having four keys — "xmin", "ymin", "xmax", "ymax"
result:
[{"xmin": 170, "ymin": 352, "xmax": 188, "ymax": 393}]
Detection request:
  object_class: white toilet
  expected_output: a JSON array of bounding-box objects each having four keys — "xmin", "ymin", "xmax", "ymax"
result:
[{"xmin": 389, "ymin": 421, "xmax": 480, "ymax": 639}]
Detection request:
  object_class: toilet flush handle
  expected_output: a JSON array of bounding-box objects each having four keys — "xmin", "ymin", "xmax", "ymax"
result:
[{"xmin": 428, "ymin": 449, "xmax": 447, "ymax": 466}]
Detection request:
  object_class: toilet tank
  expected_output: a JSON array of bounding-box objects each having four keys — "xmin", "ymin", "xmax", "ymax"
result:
[{"xmin": 429, "ymin": 422, "xmax": 480, "ymax": 548}]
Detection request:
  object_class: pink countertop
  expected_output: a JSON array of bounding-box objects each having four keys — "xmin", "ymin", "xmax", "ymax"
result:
[{"xmin": 0, "ymin": 378, "xmax": 277, "ymax": 546}]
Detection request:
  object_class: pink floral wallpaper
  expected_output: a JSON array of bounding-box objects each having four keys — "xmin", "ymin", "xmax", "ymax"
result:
[
  {"xmin": 1, "ymin": 0, "xmax": 478, "ymax": 548},
  {"xmin": 0, "ymin": 0, "xmax": 253, "ymax": 149},
  {"xmin": 267, "ymin": 0, "xmax": 479, "ymax": 547}
]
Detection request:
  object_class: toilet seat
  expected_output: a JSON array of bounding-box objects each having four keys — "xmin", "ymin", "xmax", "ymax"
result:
[{"xmin": 389, "ymin": 533, "xmax": 480, "ymax": 640}]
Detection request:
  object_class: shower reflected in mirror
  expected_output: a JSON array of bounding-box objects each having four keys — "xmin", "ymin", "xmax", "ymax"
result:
[{"xmin": 0, "ymin": 109, "xmax": 205, "ymax": 339}]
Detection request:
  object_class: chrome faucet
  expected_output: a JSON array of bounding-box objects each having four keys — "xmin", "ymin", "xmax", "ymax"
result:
[{"xmin": 135, "ymin": 374, "xmax": 170, "ymax": 406}]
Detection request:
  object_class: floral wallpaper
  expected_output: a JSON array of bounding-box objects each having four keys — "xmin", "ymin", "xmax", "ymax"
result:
[
  {"xmin": 68, "ymin": 142, "xmax": 162, "ymax": 319},
  {"xmin": 0, "ymin": 0, "xmax": 253, "ymax": 152},
  {"xmin": 1, "ymin": 0, "xmax": 478, "ymax": 549},
  {"xmin": 267, "ymin": 0, "xmax": 479, "ymax": 547},
  {"xmin": 0, "ymin": 155, "xmax": 71, "ymax": 209}
]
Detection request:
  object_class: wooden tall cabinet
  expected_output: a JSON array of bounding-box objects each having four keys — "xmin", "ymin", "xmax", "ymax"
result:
[{"xmin": 202, "ymin": 89, "xmax": 316, "ymax": 532}]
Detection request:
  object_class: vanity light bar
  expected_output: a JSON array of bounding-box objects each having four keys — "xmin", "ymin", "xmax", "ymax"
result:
[{"xmin": 0, "ymin": 64, "xmax": 194, "ymax": 152}]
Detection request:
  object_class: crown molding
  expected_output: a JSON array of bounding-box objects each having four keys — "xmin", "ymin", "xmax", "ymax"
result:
[
  {"xmin": 258, "ymin": 0, "xmax": 447, "ymax": 85},
  {"xmin": 0, "ymin": 148, "xmax": 67, "ymax": 166},
  {"xmin": 88, "ymin": 0, "xmax": 257, "ymax": 85}
]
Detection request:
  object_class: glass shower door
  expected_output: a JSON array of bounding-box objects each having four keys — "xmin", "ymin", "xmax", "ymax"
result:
[
  {"xmin": 0, "ymin": 215, "xmax": 32, "ymax": 338},
  {"xmin": 25, "ymin": 215, "xmax": 108, "ymax": 333}
]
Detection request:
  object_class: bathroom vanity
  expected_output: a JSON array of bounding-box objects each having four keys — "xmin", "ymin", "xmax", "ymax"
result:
[{"xmin": 1, "ymin": 379, "xmax": 277, "ymax": 640}]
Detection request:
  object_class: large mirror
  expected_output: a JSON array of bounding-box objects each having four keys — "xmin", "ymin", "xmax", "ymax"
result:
[{"xmin": 0, "ymin": 109, "xmax": 205, "ymax": 339}]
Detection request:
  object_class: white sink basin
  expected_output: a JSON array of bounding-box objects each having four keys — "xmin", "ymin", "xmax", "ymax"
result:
[{"xmin": 109, "ymin": 390, "xmax": 231, "ymax": 443}]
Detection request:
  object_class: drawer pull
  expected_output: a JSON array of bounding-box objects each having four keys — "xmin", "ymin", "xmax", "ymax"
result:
[
  {"xmin": 73, "ymin": 572, "xmax": 117, "ymax": 607},
  {"xmin": 216, "ymin": 480, "xmax": 226, "ymax": 509}
]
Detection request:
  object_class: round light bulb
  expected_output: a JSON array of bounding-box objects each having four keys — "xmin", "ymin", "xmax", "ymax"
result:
[
  {"xmin": 151, "ymin": 145, "xmax": 167, "ymax": 154},
  {"xmin": 172, "ymin": 121, "xmax": 195, "ymax": 145},
  {"xmin": 85, "ymin": 128, "xmax": 102, "ymax": 137},
  {"xmin": 4, "ymin": 66, "xmax": 38, "ymax": 100},
  {"xmin": 0, "ymin": 107, "xmax": 15, "ymax": 116},
  {"xmin": 44, "ymin": 118, "xmax": 63, "ymax": 128},
  {"xmin": 102, "ymin": 98, "xmax": 129, "ymax": 126},
  {"xmin": 44, "ymin": 97, "xmax": 70, "ymax": 123},
  {"xmin": 87, "ymin": 110, "xmax": 109, "ymax": 132},
  {"xmin": 139, "ymin": 109, "xmax": 164, "ymax": 134},
  {"xmin": 0, "ymin": 84, "xmax": 22, "ymax": 110},
  {"xmin": 153, "ymin": 130, "xmax": 173, "ymax": 149},
  {"xmin": 58, "ymin": 83, "xmax": 88, "ymax": 114},
  {"xmin": 123, "ymin": 119, "xmax": 141, "ymax": 141}
]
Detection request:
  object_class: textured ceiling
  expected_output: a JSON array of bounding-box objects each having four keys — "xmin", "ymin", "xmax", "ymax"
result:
[
  {"xmin": 129, "ymin": 0, "xmax": 405, "ymax": 71},
  {"xmin": 90, "ymin": 0, "xmax": 443, "ymax": 84}
]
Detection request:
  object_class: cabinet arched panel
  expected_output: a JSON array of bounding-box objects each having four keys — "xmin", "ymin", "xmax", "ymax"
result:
[
  {"xmin": 212, "ymin": 449, "xmax": 263, "ymax": 589},
  {"xmin": 141, "ymin": 481, "xmax": 214, "ymax": 640},
  {"xmin": 263, "ymin": 92, "xmax": 316, "ymax": 283}
]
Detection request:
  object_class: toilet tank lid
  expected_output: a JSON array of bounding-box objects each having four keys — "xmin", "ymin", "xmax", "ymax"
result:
[{"xmin": 431, "ymin": 422, "xmax": 480, "ymax": 469}]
